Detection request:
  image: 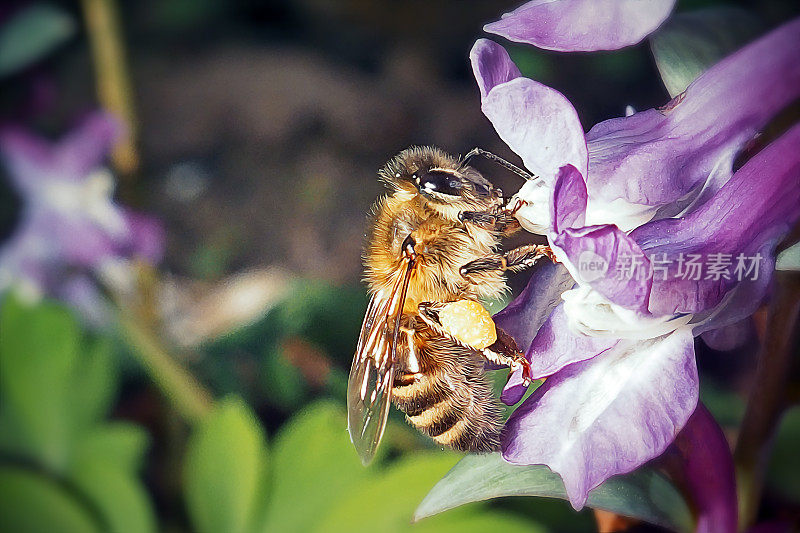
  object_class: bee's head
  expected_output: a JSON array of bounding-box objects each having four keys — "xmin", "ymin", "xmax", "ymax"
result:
[{"xmin": 379, "ymin": 146, "xmax": 503, "ymax": 221}]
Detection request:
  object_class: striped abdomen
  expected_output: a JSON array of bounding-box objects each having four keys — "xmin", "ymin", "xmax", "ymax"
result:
[{"xmin": 392, "ymin": 333, "xmax": 503, "ymax": 452}]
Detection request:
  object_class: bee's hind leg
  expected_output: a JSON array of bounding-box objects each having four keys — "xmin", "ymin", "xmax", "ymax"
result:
[
  {"xmin": 460, "ymin": 244, "xmax": 555, "ymax": 278},
  {"xmin": 482, "ymin": 327, "xmax": 533, "ymax": 386},
  {"xmin": 417, "ymin": 301, "xmax": 533, "ymax": 386}
]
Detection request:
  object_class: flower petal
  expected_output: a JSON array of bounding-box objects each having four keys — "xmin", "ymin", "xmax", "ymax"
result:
[
  {"xmin": 688, "ymin": 244, "xmax": 773, "ymax": 341},
  {"xmin": 472, "ymin": 42, "xmax": 587, "ymax": 181},
  {"xmin": 547, "ymin": 163, "xmax": 654, "ymax": 310},
  {"xmin": 482, "ymin": 77, "xmax": 588, "ymax": 180},
  {"xmin": 553, "ymin": 223, "xmax": 651, "ymax": 310},
  {"xmin": 586, "ymin": 18, "xmax": 800, "ymax": 208},
  {"xmin": 484, "ymin": 0, "xmax": 675, "ymax": 52},
  {"xmin": 500, "ymin": 369, "xmax": 529, "ymax": 406},
  {"xmin": 122, "ymin": 209, "xmax": 165, "ymax": 263},
  {"xmin": 561, "ymin": 284, "xmax": 692, "ymax": 340},
  {"xmin": 57, "ymin": 112, "xmax": 120, "ymax": 179},
  {"xmin": 632, "ymin": 122, "xmax": 800, "ymax": 315},
  {"xmin": 470, "ymin": 38, "xmax": 521, "ymax": 99},
  {"xmin": 0, "ymin": 128, "xmax": 53, "ymax": 194},
  {"xmin": 667, "ymin": 405, "xmax": 738, "ymax": 533},
  {"xmin": 502, "ymin": 328, "xmax": 698, "ymax": 509},
  {"xmin": 494, "ymin": 260, "xmax": 575, "ymax": 354},
  {"xmin": 525, "ymin": 303, "xmax": 618, "ymax": 379},
  {"xmin": 550, "ymin": 164, "xmax": 587, "ymax": 233},
  {"xmin": 699, "ymin": 318, "xmax": 754, "ymax": 352}
]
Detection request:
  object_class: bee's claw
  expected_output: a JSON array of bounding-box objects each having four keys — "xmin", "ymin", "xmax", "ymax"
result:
[
  {"xmin": 509, "ymin": 358, "xmax": 533, "ymax": 387},
  {"xmin": 505, "ymin": 197, "xmax": 527, "ymax": 216},
  {"xmin": 540, "ymin": 245, "xmax": 558, "ymax": 264}
]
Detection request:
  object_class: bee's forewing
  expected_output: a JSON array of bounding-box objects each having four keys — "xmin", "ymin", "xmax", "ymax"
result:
[
  {"xmin": 347, "ymin": 352, "xmax": 394, "ymax": 465},
  {"xmin": 347, "ymin": 291, "xmax": 395, "ymax": 465},
  {"xmin": 347, "ymin": 258, "xmax": 414, "ymax": 465}
]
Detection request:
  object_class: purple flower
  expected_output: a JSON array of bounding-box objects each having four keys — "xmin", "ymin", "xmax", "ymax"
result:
[
  {"xmin": 661, "ymin": 405, "xmax": 738, "ymax": 533},
  {"xmin": 474, "ymin": 17, "xmax": 800, "ymax": 509},
  {"xmin": 473, "ymin": 17, "xmax": 800, "ymax": 233},
  {"xmin": 484, "ymin": 0, "xmax": 676, "ymax": 52},
  {"xmin": 0, "ymin": 112, "xmax": 163, "ymax": 323}
]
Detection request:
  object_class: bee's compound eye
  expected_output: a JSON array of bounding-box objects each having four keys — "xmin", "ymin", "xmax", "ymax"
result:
[{"xmin": 417, "ymin": 170, "xmax": 462, "ymax": 196}]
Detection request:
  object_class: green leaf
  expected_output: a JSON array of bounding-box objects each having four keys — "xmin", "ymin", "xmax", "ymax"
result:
[
  {"xmin": 312, "ymin": 453, "xmax": 466, "ymax": 533},
  {"xmin": 70, "ymin": 459, "xmax": 157, "ymax": 533},
  {"xmin": 767, "ymin": 406, "xmax": 800, "ymax": 500},
  {"xmin": 184, "ymin": 396, "xmax": 268, "ymax": 533},
  {"xmin": 413, "ymin": 511, "xmax": 545, "ymax": 533},
  {"xmin": 72, "ymin": 423, "xmax": 150, "ymax": 474},
  {"xmin": 258, "ymin": 401, "xmax": 372, "ymax": 533},
  {"xmin": 260, "ymin": 347, "xmax": 307, "ymax": 410},
  {"xmin": 650, "ymin": 8, "xmax": 764, "ymax": 97},
  {"xmin": 0, "ymin": 3, "xmax": 76, "ymax": 77},
  {"xmin": 0, "ymin": 466, "xmax": 100, "ymax": 533},
  {"xmin": 0, "ymin": 295, "xmax": 80, "ymax": 469},
  {"xmin": 776, "ymin": 242, "xmax": 800, "ymax": 271},
  {"xmin": 414, "ymin": 452, "xmax": 694, "ymax": 533},
  {"xmin": 71, "ymin": 337, "xmax": 118, "ymax": 429}
]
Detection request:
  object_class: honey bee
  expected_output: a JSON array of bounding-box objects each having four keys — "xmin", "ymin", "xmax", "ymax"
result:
[{"xmin": 348, "ymin": 146, "xmax": 553, "ymax": 465}]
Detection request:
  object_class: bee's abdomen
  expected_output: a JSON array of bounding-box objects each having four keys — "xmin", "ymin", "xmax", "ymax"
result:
[{"xmin": 392, "ymin": 343, "xmax": 502, "ymax": 452}]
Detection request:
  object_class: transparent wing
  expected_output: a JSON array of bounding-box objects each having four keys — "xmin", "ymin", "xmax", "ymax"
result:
[{"xmin": 347, "ymin": 257, "xmax": 415, "ymax": 465}]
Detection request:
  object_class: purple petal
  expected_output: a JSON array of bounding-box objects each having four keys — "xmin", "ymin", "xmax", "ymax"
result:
[
  {"xmin": 525, "ymin": 303, "xmax": 618, "ymax": 379},
  {"xmin": 485, "ymin": 0, "xmax": 675, "ymax": 52},
  {"xmin": 691, "ymin": 255, "xmax": 773, "ymax": 337},
  {"xmin": 553, "ymin": 223, "xmax": 651, "ymax": 310},
  {"xmin": 550, "ymin": 164, "xmax": 587, "ymax": 233},
  {"xmin": 472, "ymin": 40, "xmax": 587, "ymax": 181},
  {"xmin": 122, "ymin": 209, "xmax": 165, "ymax": 263},
  {"xmin": 502, "ymin": 328, "xmax": 698, "ymax": 509},
  {"xmin": 41, "ymin": 212, "xmax": 119, "ymax": 268},
  {"xmin": 0, "ymin": 113, "xmax": 119, "ymax": 192},
  {"xmin": 700, "ymin": 318, "xmax": 754, "ymax": 352},
  {"xmin": 631, "ymin": 122, "xmax": 800, "ymax": 315},
  {"xmin": 501, "ymin": 369, "xmax": 529, "ymax": 405},
  {"xmin": 494, "ymin": 261, "xmax": 575, "ymax": 354},
  {"xmin": 0, "ymin": 221, "xmax": 51, "ymax": 292},
  {"xmin": 0, "ymin": 128, "xmax": 54, "ymax": 194},
  {"xmin": 502, "ymin": 302, "xmax": 619, "ymax": 407},
  {"xmin": 56, "ymin": 112, "xmax": 120, "ymax": 179},
  {"xmin": 586, "ymin": 18, "xmax": 800, "ymax": 208},
  {"xmin": 470, "ymin": 38, "xmax": 521, "ymax": 98},
  {"xmin": 546, "ymin": 161, "xmax": 653, "ymax": 309},
  {"xmin": 669, "ymin": 405, "xmax": 737, "ymax": 533}
]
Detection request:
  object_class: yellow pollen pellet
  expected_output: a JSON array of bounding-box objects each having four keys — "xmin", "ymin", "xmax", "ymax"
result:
[{"xmin": 437, "ymin": 300, "xmax": 497, "ymax": 349}]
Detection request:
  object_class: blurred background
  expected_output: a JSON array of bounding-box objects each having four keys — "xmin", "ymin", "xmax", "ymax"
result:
[{"xmin": 1, "ymin": 0, "xmax": 799, "ymax": 532}]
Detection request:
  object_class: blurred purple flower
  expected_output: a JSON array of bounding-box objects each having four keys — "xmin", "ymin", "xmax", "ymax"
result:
[
  {"xmin": 0, "ymin": 112, "xmax": 164, "ymax": 323},
  {"xmin": 474, "ymin": 17, "xmax": 800, "ymax": 510},
  {"xmin": 485, "ymin": 0, "xmax": 675, "ymax": 52}
]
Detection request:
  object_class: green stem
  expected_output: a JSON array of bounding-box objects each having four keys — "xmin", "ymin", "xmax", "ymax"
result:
[
  {"xmin": 733, "ymin": 271, "xmax": 800, "ymax": 530},
  {"xmin": 119, "ymin": 310, "xmax": 213, "ymax": 424}
]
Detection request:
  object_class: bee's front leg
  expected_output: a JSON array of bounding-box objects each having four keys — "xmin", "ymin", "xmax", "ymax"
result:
[
  {"xmin": 460, "ymin": 244, "xmax": 555, "ymax": 279},
  {"xmin": 459, "ymin": 209, "xmax": 521, "ymax": 236}
]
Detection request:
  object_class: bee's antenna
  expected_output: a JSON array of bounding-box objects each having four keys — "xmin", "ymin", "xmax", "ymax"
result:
[{"xmin": 462, "ymin": 148, "xmax": 537, "ymax": 181}]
